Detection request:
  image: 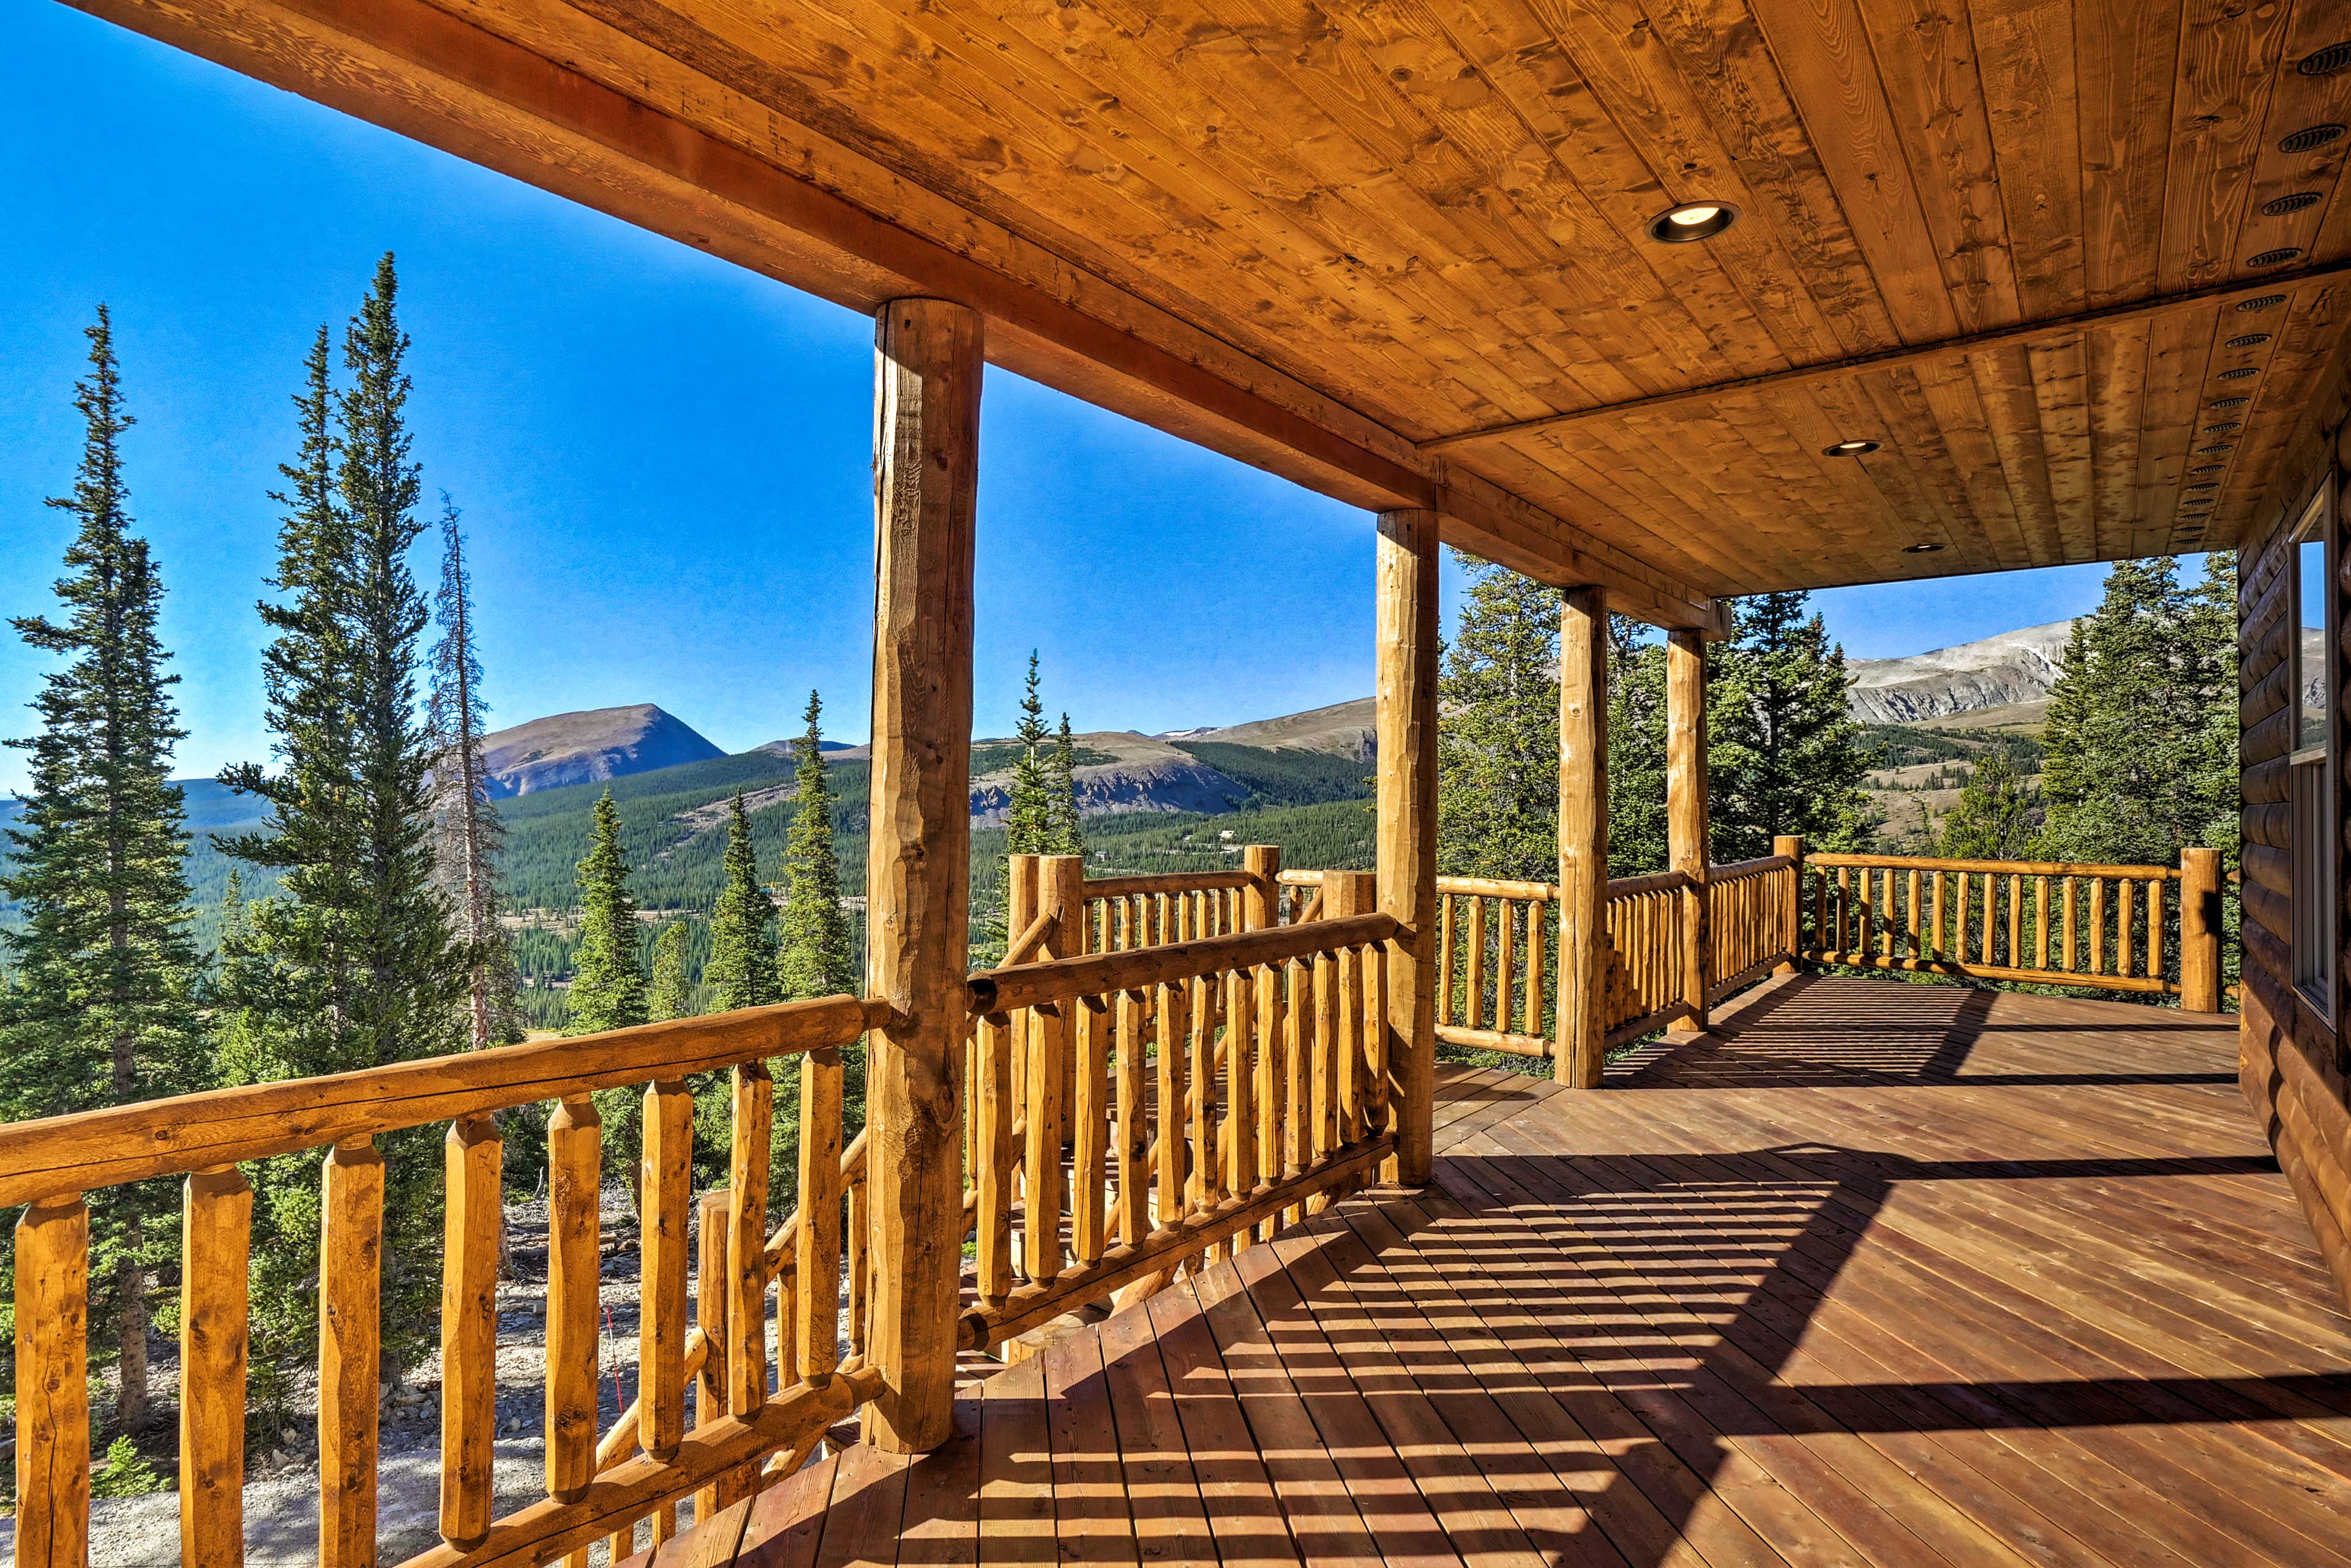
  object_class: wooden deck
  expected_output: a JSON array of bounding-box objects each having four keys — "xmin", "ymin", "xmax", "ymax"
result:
[{"xmin": 658, "ymin": 975, "xmax": 2351, "ymax": 1568}]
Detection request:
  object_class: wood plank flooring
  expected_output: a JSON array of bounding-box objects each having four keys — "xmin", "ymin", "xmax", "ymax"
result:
[{"xmin": 646, "ymin": 975, "xmax": 2351, "ymax": 1568}]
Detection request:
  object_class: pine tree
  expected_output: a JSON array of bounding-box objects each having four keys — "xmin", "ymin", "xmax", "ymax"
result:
[
  {"xmin": 1937, "ymin": 751, "xmax": 2035, "ymax": 859},
  {"xmin": 1606, "ymin": 616, "xmax": 1672, "ymax": 876},
  {"xmin": 0, "ymin": 307, "xmax": 203, "ymax": 1433},
  {"xmin": 2038, "ymin": 556, "xmax": 2237, "ymax": 866},
  {"xmin": 705, "ymin": 792, "xmax": 774, "ymax": 1012},
  {"xmin": 217, "ymin": 257, "xmax": 466, "ymax": 1385},
  {"xmin": 1048, "ymin": 713, "xmax": 1086, "ymax": 857},
  {"xmin": 776, "ymin": 691, "xmax": 862, "ymax": 1207},
  {"xmin": 427, "ymin": 495, "xmax": 516, "ymax": 1048},
  {"xmin": 569, "ymin": 792, "xmax": 647, "ymax": 1033},
  {"xmin": 1709, "ymin": 591, "xmax": 1880, "ymax": 858},
  {"xmin": 1436, "ymin": 553, "xmax": 1560, "ymax": 882},
  {"xmin": 647, "ymin": 920, "xmax": 693, "ymax": 1022},
  {"xmin": 1005, "ymin": 651, "xmax": 1055, "ymax": 855},
  {"xmin": 777, "ymin": 692, "xmax": 855, "ymax": 1000}
]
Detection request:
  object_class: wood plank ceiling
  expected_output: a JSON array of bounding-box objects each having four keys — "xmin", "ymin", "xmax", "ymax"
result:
[{"xmin": 78, "ymin": 0, "xmax": 2351, "ymax": 598}]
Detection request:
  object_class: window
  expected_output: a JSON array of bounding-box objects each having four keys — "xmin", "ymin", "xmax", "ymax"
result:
[{"xmin": 2292, "ymin": 486, "xmax": 2338, "ymax": 1013}]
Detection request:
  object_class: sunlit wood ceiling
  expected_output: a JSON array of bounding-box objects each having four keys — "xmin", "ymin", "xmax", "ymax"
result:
[{"xmin": 74, "ymin": 0, "xmax": 2351, "ymax": 601}]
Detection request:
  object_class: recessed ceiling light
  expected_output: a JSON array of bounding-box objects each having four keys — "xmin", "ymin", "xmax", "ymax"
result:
[
  {"xmin": 2210, "ymin": 396, "xmax": 2251, "ymax": 408},
  {"xmin": 2237, "ymin": 295, "xmax": 2287, "ymax": 312},
  {"xmin": 1823, "ymin": 439, "xmax": 1881, "ymax": 457},
  {"xmin": 2218, "ymin": 366, "xmax": 2260, "ymax": 379},
  {"xmin": 2262, "ymin": 192, "xmax": 2323, "ymax": 217},
  {"xmin": 2281, "ymin": 124, "xmax": 2346, "ymax": 154},
  {"xmin": 1903, "ymin": 542, "xmax": 1945, "ymax": 554},
  {"xmin": 2226, "ymin": 333, "xmax": 2272, "ymax": 347},
  {"xmin": 2197, "ymin": 443, "xmax": 2235, "ymax": 454},
  {"xmin": 2248, "ymin": 246, "xmax": 2305, "ymax": 268},
  {"xmin": 2302, "ymin": 41, "xmax": 2351, "ymax": 75},
  {"xmin": 2191, "ymin": 464, "xmax": 2226, "ymax": 475},
  {"xmin": 2203, "ymin": 421, "xmax": 2241, "ymax": 432},
  {"xmin": 1647, "ymin": 201, "xmax": 1739, "ymax": 242}
]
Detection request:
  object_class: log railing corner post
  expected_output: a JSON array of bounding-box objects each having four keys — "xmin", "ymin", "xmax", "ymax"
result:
[
  {"xmin": 1375, "ymin": 506, "xmax": 1438, "ymax": 1185},
  {"xmin": 1559, "ymin": 583, "xmax": 1609, "ymax": 1088},
  {"xmin": 2181, "ymin": 846, "xmax": 2224, "ymax": 1013},
  {"xmin": 1773, "ymin": 836, "xmax": 1804, "ymax": 975},
  {"xmin": 863, "ymin": 295, "xmax": 980, "ymax": 1455}
]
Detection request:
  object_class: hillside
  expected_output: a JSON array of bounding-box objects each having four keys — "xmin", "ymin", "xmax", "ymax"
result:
[{"xmin": 479, "ymin": 704, "xmax": 726, "ymax": 796}]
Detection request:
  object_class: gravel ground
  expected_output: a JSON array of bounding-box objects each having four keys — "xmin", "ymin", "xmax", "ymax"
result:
[{"xmin": 4, "ymin": 1187, "xmax": 702, "ymax": 1568}]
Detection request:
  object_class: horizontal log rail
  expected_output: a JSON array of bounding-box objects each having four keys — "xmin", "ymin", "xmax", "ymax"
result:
[
  {"xmin": 1799, "ymin": 850, "xmax": 2227, "ymax": 1009},
  {"xmin": 0, "ymin": 996, "xmax": 883, "ymax": 1210},
  {"xmin": 0, "ymin": 993, "xmax": 881, "ymax": 1568},
  {"xmin": 969, "ymin": 913, "xmax": 1398, "ymax": 1015}
]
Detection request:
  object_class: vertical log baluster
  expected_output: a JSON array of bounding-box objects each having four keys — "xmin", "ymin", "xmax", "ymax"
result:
[
  {"xmin": 1307, "ymin": 944, "xmax": 1339, "ymax": 1214},
  {"xmin": 2061, "ymin": 876, "xmax": 2078, "ymax": 972},
  {"xmin": 1074, "ymin": 996, "xmax": 1111, "ymax": 1266},
  {"xmin": 2036, "ymin": 876, "xmax": 2051, "ymax": 970},
  {"xmin": 1116, "ymin": 991, "xmax": 1149, "ymax": 1245},
  {"xmin": 694, "ymin": 1190, "xmax": 729, "ymax": 1525},
  {"xmin": 1438, "ymin": 894, "xmax": 1457, "ymax": 1028},
  {"xmin": 440, "ymin": 1116, "xmax": 501, "ymax": 1549},
  {"xmin": 727, "ymin": 1065, "xmax": 771, "ymax": 1419},
  {"xmin": 973, "ymin": 1014, "xmax": 1012, "ymax": 1308},
  {"xmin": 1189, "ymin": 973, "xmax": 1215, "ymax": 1227},
  {"xmin": 1495, "ymin": 901, "xmax": 1517, "ymax": 1038},
  {"xmin": 1813, "ymin": 870, "xmax": 1828, "ymax": 958},
  {"xmin": 318, "ymin": 1141, "xmax": 382, "ymax": 1568},
  {"xmin": 846, "ymin": 1174, "xmax": 869, "ymax": 1360},
  {"xmin": 640, "ymin": 1081, "xmax": 692, "ymax": 1461},
  {"xmin": 2007, "ymin": 875, "xmax": 2022, "ymax": 967},
  {"xmin": 17, "ymin": 1196, "xmax": 90, "ymax": 1568},
  {"xmin": 2090, "ymin": 879, "xmax": 2109, "ymax": 975},
  {"xmin": 1526, "ymin": 896, "xmax": 1548, "ymax": 1039},
  {"xmin": 2117, "ymin": 880, "xmax": 2135, "ymax": 979},
  {"xmin": 1155, "ymin": 980, "xmax": 1188, "ymax": 1228},
  {"xmin": 1464, "ymin": 895, "xmax": 1489, "ymax": 1030},
  {"xmin": 1905, "ymin": 868, "xmax": 1921, "ymax": 963},
  {"xmin": 1282, "ymin": 959, "xmax": 1310, "ymax": 1225},
  {"xmin": 798, "ymin": 1044, "xmax": 845, "ymax": 1384},
  {"xmin": 181, "ymin": 1168, "xmax": 250, "ymax": 1568},
  {"xmin": 1225, "ymin": 967, "xmax": 1258, "ymax": 1248}
]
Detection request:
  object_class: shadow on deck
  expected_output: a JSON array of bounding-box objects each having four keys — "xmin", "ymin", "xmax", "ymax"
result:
[{"xmin": 661, "ymin": 975, "xmax": 2351, "ymax": 1568}]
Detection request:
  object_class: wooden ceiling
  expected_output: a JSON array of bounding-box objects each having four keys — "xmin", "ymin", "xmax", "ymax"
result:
[{"xmin": 72, "ymin": 0, "xmax": 2351, "ymax": 607}]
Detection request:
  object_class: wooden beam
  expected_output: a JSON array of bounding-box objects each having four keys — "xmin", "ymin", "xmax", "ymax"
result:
[
  {"xmin": 1558, "ymin": 586, "xmax": 1608, "ymax": 1089},
  {"xmin": 1375, "ymin": 508, "xmax": 1439, "ymax": 1184},
  {"xmin": 1667, "ymin": 629, "xmax": 1711, "ymax": 1034},
  {"xmin": 1426, "ymin": 260, "xmax": 2351, "ymax": 454},
  {"xmin": 862, "ymin": 297, "xmax": 981, "ymax": 1454},
  {"xmin": 64, "ymin": 0, "xmax": 1720, "ymax": 630}
]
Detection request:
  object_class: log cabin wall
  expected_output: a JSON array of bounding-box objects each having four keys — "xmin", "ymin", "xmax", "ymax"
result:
[{"xmin": 2240, "ymin": 348, "xmax": 2351, "ymax": 1311}]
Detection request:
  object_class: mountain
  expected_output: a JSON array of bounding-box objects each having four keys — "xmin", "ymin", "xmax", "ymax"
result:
[
  {"xmin": 1181, "ymin": 698, "xmax": 1378, "ymax": 759},
  {"xmin": 479, "ymin": 704, "xmax": 725, "ymax": 797},
  {"xmin": 1843, "ymin": 620, "xmax": 2076, "ymax": 726}
]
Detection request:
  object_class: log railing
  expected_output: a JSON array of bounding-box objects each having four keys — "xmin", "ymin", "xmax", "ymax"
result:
[
  {"xmin": 961, "ymin": 868, "xmax": 1396, "ymax": 1354},
  {"xmin": 1800, "ymin": 849, "xmax": 2226, "ymax": 1008},
  {"xmin": 1431, "ymin": 877, "xmax": 1552, "ymax": 1059},
  {"xmin": 0, "ymin": 997, "xmax": 886, "ymax": 1568},
  {"xmin": 1706, "ymin": 853, "xmax": 1801, "ymax": 1004},
  {"xmin": 1074, "ymin": 868, "xmax": 1254, "ymax": 951},
  {"xmin": 1599, "ymin": 869, "xmax": 1693, "ymax": 1046}
]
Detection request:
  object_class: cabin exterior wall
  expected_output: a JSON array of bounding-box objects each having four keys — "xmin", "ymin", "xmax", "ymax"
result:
[{"xmin": 2238, "ymin": 358, "xmax": 2351, "ymax": 1310}]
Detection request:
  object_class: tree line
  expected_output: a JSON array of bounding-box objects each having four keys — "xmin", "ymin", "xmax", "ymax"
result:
[{"xmin": 1436, "ymin": 556, "xmax": 1880, "ymax": 885}]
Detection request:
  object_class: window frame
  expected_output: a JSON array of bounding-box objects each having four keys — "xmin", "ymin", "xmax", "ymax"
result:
[{"xmin": 2291, "ymin": 482, "xmax": 2339, "ymax": 1021}]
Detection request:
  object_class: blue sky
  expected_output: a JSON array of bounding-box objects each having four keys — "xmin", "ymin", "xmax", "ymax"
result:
[{"xmin": 1, "ymin": 4, "xmax": 2181, "ymax": 794}]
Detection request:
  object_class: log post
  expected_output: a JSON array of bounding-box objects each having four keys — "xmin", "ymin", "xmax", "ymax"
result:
[
  {"xmin": 15, "ymin": 1195, "xmax": 89, "ymax": 1568},
  {"xmin": 1773, "ymin": 836, "xmax": 1804, "ymax": 975},
  {"xmin": 1375, "ymin": 506, "xmax": 1439, "ymax": 1185},
  {"xmin": 863, "ymin": 296, "xmax": 980, "ymax": 1454},
  {"xmin": 1667, "ymin": 626, "xmax": 1712, "ymax": 1033},
  {"xmin": 1558, "ymin": 584, "xmax": 1609, "ymax": 1089},
  {"xmin": 2180, "ymin": 847, "xmax": 2224, "ymax": 1013},
  {"xmin": 1026, "ymin": 855, "xmax": 1084, "ymax": 1286}
]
